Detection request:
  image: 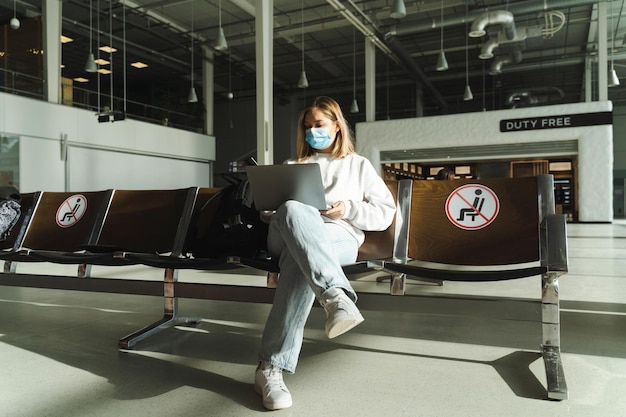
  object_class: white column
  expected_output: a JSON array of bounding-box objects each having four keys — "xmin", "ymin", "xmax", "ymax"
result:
[
  {"xmin": 598, "ymin": 1, "xmax": 608, "ymax": 101},
  {"xmin": 255, "ymin": 0, "xmax": 273, "ymax": 165},
  {"xmin": 365, "ymin": 38, "xmax": 376, "ymax": 122},
  {"xmin": 203, "ymin": 46, "xmax": 215, "ymax": 136},
  {"xmin": 43, "ymin": 0, "xmax": 62, "ymax": 103}
]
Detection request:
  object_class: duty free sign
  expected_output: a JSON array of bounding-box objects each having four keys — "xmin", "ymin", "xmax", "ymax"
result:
[{"xmin": 500, "ymin": 112, "xmax": 612, "ymax": 132}]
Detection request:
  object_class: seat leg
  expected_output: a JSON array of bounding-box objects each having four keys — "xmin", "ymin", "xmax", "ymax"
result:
[
  {"xmin": 3, "ymin": 260, "xmax": 16, "ymax": 273},
  {"xmin": 118, "ymin": 268, "xmax": 202, "ymax": 349},
  {"xmin": 390, "ymin": 273, "xmax": 406, "ymax": 295},
  {"xmin": 407, "ymin": 275, "xmax": 444, "ymax": 286},
  {"xmin": 377, "ymin": 273, "xmax": 444, "ymax": 287},
  {"xmin": 77, "ymin": 263, "xmax": 91, "ymax": 278},
  {"xmin": 541, "ymin": 272, "xmax": 568, "ymax": 400}
]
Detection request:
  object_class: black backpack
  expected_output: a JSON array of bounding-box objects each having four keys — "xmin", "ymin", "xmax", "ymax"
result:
[
  {"xmin": 0, "ymin": 186, "xmax": 21, "ymax": 241},
  {"xmin": 186, "ymin": 174, "xmax": 268, "ymax": 259}
]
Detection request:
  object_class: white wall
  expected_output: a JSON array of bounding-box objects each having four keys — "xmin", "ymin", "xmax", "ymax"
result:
[
  {"xmin": 356, "ymin": 101, "xmax": 613, "ymax": 222},
  {"xmin": 0, "ymin": 93, "xmax": 215, "ymax": 192}
]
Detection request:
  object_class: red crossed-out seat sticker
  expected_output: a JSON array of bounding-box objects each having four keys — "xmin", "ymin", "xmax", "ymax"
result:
[
  {"xmin": 445, "ymin": 184, "xmax": 499, "ymax": 230},
  {"xmin": 56, "ymin": 194, "xmax": 87, "ymax": 228}
]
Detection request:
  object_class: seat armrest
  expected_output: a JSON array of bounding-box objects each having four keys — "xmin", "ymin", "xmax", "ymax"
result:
[{"xmin": 542, "ymin": 214, "xmax": 568, "ymax": 274}]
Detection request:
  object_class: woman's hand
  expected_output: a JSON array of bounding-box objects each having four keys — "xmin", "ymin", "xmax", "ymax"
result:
[{"xmin": 320, "ymin": 201, "xmax": 345, "ymax": 220}]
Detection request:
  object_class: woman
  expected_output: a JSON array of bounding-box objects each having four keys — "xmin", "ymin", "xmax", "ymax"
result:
[{"xmin": 254, "ymin": 96, "xmax": 396, "ymax": 410}]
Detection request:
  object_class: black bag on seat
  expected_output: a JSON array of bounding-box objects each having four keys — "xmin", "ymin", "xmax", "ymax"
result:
[
  {"xmin": 186, "ymin": 174, "xmax": 268, "ymax": 259},
  {"xmin": 0, "ymin": 186, "xmax": 21, "ymax": 241}
]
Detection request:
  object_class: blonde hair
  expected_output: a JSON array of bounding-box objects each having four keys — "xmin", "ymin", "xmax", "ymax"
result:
[{"xmin": 296, "ymin": 96, "xmax": 355, "ymax": 161}]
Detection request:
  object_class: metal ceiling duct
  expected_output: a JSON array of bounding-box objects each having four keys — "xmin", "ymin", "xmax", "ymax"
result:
[
  {"xmin": 471, "ymin": 10, "xmax": 523, "ymax": 74},
  {"xmin": 480, "ymin": 38, "xmax": 500, "ymax": 59},
  {"xmin": 469, "ymin": 10, "xmax": 517, "ymax": 40},
  {"xmin": 505, "ymin": 87, "xmax": 565, "ymax": 108},
  {"xmin": 386, "ymin": 0, "xmax": 599, "ymax": 38},
  {"xmin": 381, "ymin": 0, "xmax": 596, "ymax": 95},
  {"xmin": 489, "ymin": 50, "xmax": 523, "ymax": 75}
]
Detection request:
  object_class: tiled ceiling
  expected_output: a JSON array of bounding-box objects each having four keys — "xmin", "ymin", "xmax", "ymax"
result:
[{"xmin": 1, "ymin": 0, "xmax": 625, "ymax": 119}]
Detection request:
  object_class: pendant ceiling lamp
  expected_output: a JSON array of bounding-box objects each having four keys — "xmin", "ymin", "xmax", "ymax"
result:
[
  {"xmin": 436, "ymin": 0, "xmax": 448, "ymax": 71},
  {"xmin": 609, "ymin": 67, "xmax": 620, "ymax": 87},
  {"xmin": 609, "ymin": 0, "xmax": 620, "ymax": 87},
  {"xmin": 297, "ymin": 0, "xmax": 309, "ymax": 88},
  {"xmin": 10, "ymin": 0, "xmax": 19, "ymax": 29},
  {"xmin": 85, "ymin": 0, "xmax": 97, "ymax": 72},
  {"xmin": 215, "ymin": 0, "xmax": 228, "ymax": 51},
  {"xmin": 463, "ymin": 1, "xmax": 473, "ymax": 100},
  {"xmin": 188, "ymin": 0, "xmax": 198, "ymax": 102},
  {"xmin": 390, "ymin": 0, "xmax": 406, "ymax": 19},
  {"xmin": 350, "ymin": 28, "xmax": 359, "ymax": 113},
  {"xmin": 228, "ymin": 52, "xmax": 233, "ymax": 100}
]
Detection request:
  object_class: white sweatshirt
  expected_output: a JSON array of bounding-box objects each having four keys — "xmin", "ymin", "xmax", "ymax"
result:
[{"xmin": 288, "ymin": 153, "xmax": 396, "ymax": 245}]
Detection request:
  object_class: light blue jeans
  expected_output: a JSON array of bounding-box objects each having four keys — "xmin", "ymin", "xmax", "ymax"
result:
[{"xmin": 258, "ymin": 200, "xmax": 359, "ymax": 373}]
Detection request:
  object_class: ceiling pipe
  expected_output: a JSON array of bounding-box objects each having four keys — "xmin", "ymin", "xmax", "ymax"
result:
[
  {"xmin": 469, "ymin": 10, "xmax": 517, "ymax": 40},
  {"xmin": 480, "ymin": 37, "xmax": 499, "ymax": 59},
  {"xmin": 429, "ymin": 54, "xmax": 586, "ymax": 84},
  {"xmin": 489, "ymin": 50, "xmax": 523, "ymax": 74},
  {"xmin": 505, "ymin": 87, "xmax": 565, "ymax": 108},
  {"xmin": 386, "ymin": 0, "xmax": 599, "ymax": 38}
]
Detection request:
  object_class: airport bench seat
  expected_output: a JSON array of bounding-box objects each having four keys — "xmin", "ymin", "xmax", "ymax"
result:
[{"xmin": 0, "ymin": 175, "xmax": 568, "ymax": 401}]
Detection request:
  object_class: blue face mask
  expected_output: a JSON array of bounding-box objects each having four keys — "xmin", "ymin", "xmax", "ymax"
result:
[{"xmin": 305, "ymin": 127, "xmax": 334, "ymax": 150}]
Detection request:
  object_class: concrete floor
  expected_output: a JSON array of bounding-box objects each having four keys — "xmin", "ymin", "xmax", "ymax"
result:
[{"xmin": 0, "ymin": 221, "xmax": 625, "ymax": 416}]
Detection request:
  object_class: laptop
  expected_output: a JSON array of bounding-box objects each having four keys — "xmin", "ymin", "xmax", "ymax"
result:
[{"xmin": 246, "ymin": 163, "xmax": 327, "ymax": 211}]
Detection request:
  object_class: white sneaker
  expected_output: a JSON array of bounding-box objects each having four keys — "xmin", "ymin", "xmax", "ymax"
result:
[
  {"xmin": 322, "ymin": 287, "xmax": 364, "ymax": 339},
  {"xmin": 254, "ymin": 361, "xmax": 293, "ymax": 410}
]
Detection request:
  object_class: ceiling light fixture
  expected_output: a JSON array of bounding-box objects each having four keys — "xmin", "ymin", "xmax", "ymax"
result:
[
  {"xmin": 215, "ymin": 0, "xmax": 228, "ymax": 51},
  {"xmin": 609, "ymin": 0, "xmax": 620, "ymax": 87},
  {"xmin": 188, "ymin": 0, "xmax": 198, "ymax": 102},
  {"xmin": 463, "ymin": 1, "xmax": 473, "ymax": 101},
  {"xmin": 390, "ymin": 0, "xmax": 406, "ymax": 19},
  {"xmin": 350, "ymin": 28, "xmax": 359, "ymax": 113},
  {"xmin": 297, "ymin": 0, "xmax": 309, "ymax": 88},
  {"xmin": 227, "ymin": 53, "xmax": 233, "ymax": 100},
  {"xmin": 85, "ymin": 0, "xmax": 97, "ymax": 72},
  {"xmin": 96, "ymin": 0, "xmax": 127, "ymax": 122},
  {"xmin": 609, "ymin": 67, "xmax": 620, "ymax": 87},
  {"xmin": 99, "ymin": 46, "xmax": 117, "ymax": 53},
  {"xmin": 436, "ymin": 0, "xmax": 448, "ymax": 71},
  {"xmin": 10, "ymin": 0, "xmax": 19, "ymax": 30}
]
